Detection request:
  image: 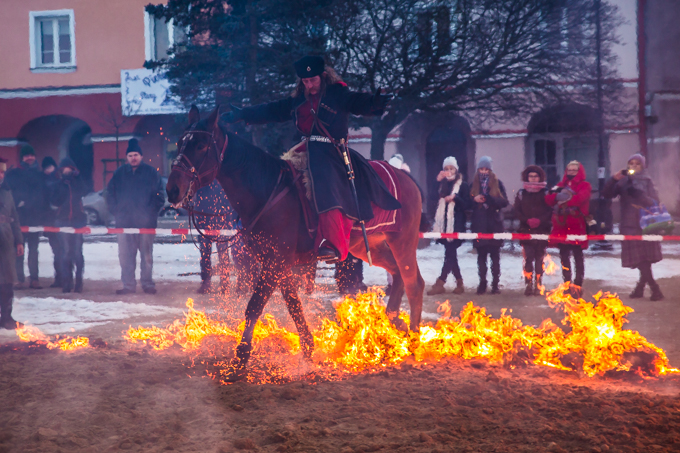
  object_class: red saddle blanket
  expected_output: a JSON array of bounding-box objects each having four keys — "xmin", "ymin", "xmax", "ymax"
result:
[{"xmin": 287, "ymin": 160, "xmax": 403, "ymax": 238}]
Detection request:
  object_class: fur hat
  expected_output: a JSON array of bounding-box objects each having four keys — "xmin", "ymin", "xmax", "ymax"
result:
[
  {"xmin": 126, "ymin": 138, "xmax": 142, "ymax": 155},
  {"xmin": 442, "ymin": 156, "xmax": 459, "ymax": 170},
  {"xmin": 20, "ymin": 144, "xmax": 35, "ymax": 158},
  {"xmin": 294, "ymin": 55, "xmax": 325, "ymax": 79},
  {"xmin": 522, "ymin": 165, "xmax": 546, "ymax": 182},
  {"xmin": 476, "ymin": 156, "xmax": 492, "ymax": 170}
]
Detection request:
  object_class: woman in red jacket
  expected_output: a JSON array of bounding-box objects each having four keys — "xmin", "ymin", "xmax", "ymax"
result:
[{"xmin": 545, "ymin": 161, "xmax": 591, "ymax": 296}]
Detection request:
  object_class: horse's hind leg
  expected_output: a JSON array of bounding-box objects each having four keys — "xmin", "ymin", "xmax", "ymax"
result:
[
  {"xmin": 385, "ymin": 272, "xmax": 408, "ymax": 332},
  {"xmin": 386, "ymin": 234, "xmax": 425, "ymax": 332},
  {"xmin": 280, "ymin": 274, "xmax": 314, "ymax": 359}
]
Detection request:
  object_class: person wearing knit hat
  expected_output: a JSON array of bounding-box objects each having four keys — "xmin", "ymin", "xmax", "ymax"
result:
[
  {"xmin": 603, "ymin": 153, "xmax": 664, "ymax": 301},
  {"xmin": 0, "ymin": 157, "xmax": 25, "ymax": 329},
  {"xmin": 470, "ymin": 156, "xmax": 508, "ymax": 295},
  {"xmin": 5, "ymin": 143, "xmax": 46, "ymax": 289},
  {"xmin": 428, "ymin": 156, "xmax": 471, "ymax": 296},
  {"xmin": 41, "ymin": 156, "xmax": 57, "ymax": 173},
  {"xmin": 514, "ymin": 165, "xmax": 552, "ymax": 296},
  {"xmin": 106, "ymin": 138, "xmax": 165, "ymax": 295}
]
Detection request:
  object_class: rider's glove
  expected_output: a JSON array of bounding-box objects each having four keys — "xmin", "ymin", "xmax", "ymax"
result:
[
  {"xmin": 221, "ymin": 104, "xmax": 243, "ymax": 123},
  {"xmin": 372, "ymin": 89, "xmax": 392, "ymax": 112}
]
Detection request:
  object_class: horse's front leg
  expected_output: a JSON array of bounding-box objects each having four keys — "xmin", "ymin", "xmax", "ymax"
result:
[
  {"xmin": 279, "ymin": 273, "xmax": 314, "ymax": 360},
  {"xmin": 224, "ymin": 265, "xmax": 279, "ymax": 381}
]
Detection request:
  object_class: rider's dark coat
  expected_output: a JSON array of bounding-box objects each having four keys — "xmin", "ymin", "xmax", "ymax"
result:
[{"xmin": 236, "ymin": 83, "xmax": 401, "ymax": 221}]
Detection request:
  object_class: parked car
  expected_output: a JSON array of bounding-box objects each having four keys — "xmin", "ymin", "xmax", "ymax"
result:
[{"xmin": 82, "ymin": 177, "xmax": 187, "ymax": 226}]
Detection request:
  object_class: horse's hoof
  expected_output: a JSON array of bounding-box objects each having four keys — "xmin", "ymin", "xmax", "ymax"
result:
[{"xmin": 387, "ymin": 313, "xmax": 408, "ymax": 332}]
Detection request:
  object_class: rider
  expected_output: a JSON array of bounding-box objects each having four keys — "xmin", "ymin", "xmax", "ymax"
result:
[{"xmin": 222, "ymin": 55, "xmax": 400, "ymax": 263}]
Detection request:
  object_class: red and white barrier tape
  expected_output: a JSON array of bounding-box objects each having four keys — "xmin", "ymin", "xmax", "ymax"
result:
[{"xmin": 19, "ymin": 226, "xmax": 680, "ymax": 242}]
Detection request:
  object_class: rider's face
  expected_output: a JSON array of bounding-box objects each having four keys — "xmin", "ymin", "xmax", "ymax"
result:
[{"xmin": 302, "ymin": 75, "xmax": 322, "ymax": 96}]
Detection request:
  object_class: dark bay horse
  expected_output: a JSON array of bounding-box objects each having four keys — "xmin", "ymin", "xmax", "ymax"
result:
[{"xmin": 167, "ymin": 105, "xmax": 425, "ymax": 380}]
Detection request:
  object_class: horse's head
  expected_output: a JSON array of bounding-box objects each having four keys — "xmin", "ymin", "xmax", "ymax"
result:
[{"xmin": 166, "ymin": 105, "xmax": 227, "ymax": 206}]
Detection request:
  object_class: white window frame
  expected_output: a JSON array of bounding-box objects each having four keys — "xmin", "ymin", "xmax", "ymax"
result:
[
  {"xmin": 29, "ymin": 9, "xmax": 76, "ymax": 72},
  {"xmin": 144, "ymin": 11, "xmax": 180, "ymax": 61}
]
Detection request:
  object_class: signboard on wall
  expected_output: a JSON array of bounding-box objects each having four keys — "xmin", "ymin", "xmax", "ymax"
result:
[{"xmin": 121, "ymin": 68, "xmax": 184, "ymax": 116}]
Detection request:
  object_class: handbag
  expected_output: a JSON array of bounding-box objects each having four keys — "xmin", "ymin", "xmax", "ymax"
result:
[{"xmin": 639, "ymin": 202, "xmax": 675, "ymax": 235}]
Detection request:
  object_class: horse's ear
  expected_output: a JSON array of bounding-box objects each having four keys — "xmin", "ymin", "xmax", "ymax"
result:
[
  {"xmin": 188, "ymin": 105, "xmax": 200, "ymax": 125},
  {"xmin": 207, "ymin": 104, "xmax": 221, "ymax": 130}
]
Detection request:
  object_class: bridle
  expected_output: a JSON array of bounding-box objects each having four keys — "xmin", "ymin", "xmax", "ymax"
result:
[{"xmin": 171, "ymin": 124, "xmax": 228, "ymax": 206}]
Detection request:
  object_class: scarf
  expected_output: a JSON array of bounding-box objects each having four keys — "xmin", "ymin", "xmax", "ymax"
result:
[
  {"xmin": 523, "ymin": 181, "xmax": 547, "ymax": 193},
  {"xmin": 433, "ymin": 178, "xmax": 463, "ymax": 242},
  {"xmin": 480, "ymin": 174, "xmax": 489, "ymax": 195}
]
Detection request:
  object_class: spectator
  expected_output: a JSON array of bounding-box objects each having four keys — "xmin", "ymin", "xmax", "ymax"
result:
[
  {"xmin": 106, "ymin": 139, "xmax": 165, "ymax": 295},
  {"xmin": 428, "ymin": 156, "xmax": 471, "ymax": 296},
  {"xmin": 603, "ymin": 153, "xmax": 664, "ymax": 301},
  {"xmin": 545, "ymin": 161, "xmax": 591, "ymax": 298},
  {"xmin": 470, "ymin": 156, "xmax": 508, "ymax": 295},
  {"xmin": 514, "ymin": 165, "xmax": 552, "ymax": 296},
  {"xmin": 42, "ymin": 156, "xmax": 63, "ymax": 288},
  {"xmin": 0, "ymin": 157, "xmax": 24, "ymax": 329},
  {"xmin": 5, "ymin": 144, "xmax": 45, "ymax": 289},
  {"xmin": 194, "ymin": 180, "xmax": 237, "ymax": 294},
  {"xmin": 51, "ymin": 158, "xmax": 87, "ymax": 293}
]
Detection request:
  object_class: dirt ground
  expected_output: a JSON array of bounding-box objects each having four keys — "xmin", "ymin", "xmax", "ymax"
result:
[{"xmin": 2, "ymin": 270, "xmax": 680, "ymax": 452}]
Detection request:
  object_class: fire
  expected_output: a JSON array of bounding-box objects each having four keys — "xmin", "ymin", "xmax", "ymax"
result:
[
  {"xmin": 125, "ymin": 286, "xmax": 678, "ymax": 380},
  {"xmin": 543, "ymin": 254, "xmax": 557, "ymax": 275},
  {"xmin": 16, "ymin": 325, "xmax": 90, "ymax": 351}
]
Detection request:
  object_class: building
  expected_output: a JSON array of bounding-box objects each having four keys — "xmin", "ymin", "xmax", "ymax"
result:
[{"xmin": 0, "ymin": 0, "xmax": 180, "ymax": 193}]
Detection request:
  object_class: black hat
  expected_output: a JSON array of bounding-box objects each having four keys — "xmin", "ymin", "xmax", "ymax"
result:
[
  {"xmin": 294, "ymin": 55, "xmax": 325, "ymax": 79},
  {"xmin": 126, "ymin": 138, "xmax": 142, "ymax": 155},
  {"xmin": 42, "ymin": 156, "xmax": 57, "ymax": 169},
  {"xmin": 20, "ymin": 144, "xmax": 35, "ymax": 157}
]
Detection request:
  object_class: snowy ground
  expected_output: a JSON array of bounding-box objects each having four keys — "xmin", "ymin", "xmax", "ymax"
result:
[{"xmin": 0, "ymin": 239, "xmax": 679, "ymax": 340}]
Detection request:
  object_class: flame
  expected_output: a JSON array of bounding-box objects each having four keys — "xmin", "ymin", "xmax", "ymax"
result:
[
  {"xmin": 16, "ymin": 325, "xmax": 90, "ymax": 351},
  {"xmin": 125, "ymin": 286, "xmax": 678, "ymax": 379},
  {"xmin": 544, "ymin": 254, "xmax": 557, "ymax": 275}
]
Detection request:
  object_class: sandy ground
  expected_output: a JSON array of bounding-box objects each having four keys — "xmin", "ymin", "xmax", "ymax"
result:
[{"xmin": 2, "ymin": 241, "xmax": 680, "ymax": 452}]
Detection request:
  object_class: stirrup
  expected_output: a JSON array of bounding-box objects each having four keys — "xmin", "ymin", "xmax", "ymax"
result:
[{"xmin": 317, "ymin": 245, "xmax": 339, "ymax": 263}]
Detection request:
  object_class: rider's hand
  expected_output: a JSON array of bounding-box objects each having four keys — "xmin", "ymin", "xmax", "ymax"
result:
[{"xmin": 372, "ymin": 89, "xmax": 392, "ymax": 112}]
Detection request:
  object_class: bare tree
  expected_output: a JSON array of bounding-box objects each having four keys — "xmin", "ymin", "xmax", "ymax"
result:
[{"xmin": 329, "ymin": 0, "xmax": 625, "ymax": 159}]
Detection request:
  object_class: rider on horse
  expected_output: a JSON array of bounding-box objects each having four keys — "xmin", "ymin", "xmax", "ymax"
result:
[{"xmin": 222, "ymin": 55, "xmax": 401, "ymax": 263}]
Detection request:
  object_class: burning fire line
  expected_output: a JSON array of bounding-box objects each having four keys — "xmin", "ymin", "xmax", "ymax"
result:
[
  {"xmin": 16, "ymin": 325, "xmax": 90, "ymax": 351},
  {"xmin": 125, "ymin": 284, "xmax": 679, "ymax": 379}
]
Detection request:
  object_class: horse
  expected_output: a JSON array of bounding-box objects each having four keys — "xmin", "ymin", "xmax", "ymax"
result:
[{"xmin": 166, "ymin": 105, "xmax": 425, "ymax": 380}]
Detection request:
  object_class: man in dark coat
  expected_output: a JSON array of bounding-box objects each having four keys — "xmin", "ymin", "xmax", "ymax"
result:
[
  {"xmin": 603, "ymin": 153, "xmax": 664, "ymax": 301},
  {"xmin": 106, "ymin": 139, "xmax": 165, "ymax": 295},
  {"xmin": 470, "ymin": 156, "xmax": 508, "ymax": 295},
  {"xmin": 51, "ymin": 158, "xmax": 87, "ymax": 293},
  {"xmin": 42, "ymin": 156, "xmax": 63, "ymax": 288},
  {"xmin": 0, "ymin": 157, "xmax": 25, "ymax": 329},
  {"xmin": 5, "ymin": 144, "xmax": 45, "ymax": 289},
  {"xmin": 194, "ymin": 180, "xmax": 238, "ymax": 294},
  {"xmin": 514, "ymin": 165, "xmax": 552, "ymax": 296},
  {"xmin": 222, "ymin": 55, "xmax": 400, "ymax": 263}
]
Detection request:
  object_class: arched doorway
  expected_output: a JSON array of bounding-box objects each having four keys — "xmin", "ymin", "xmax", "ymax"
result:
[
  {"xmin": 425, "ymin": 127, "xmax": 468, "ymax": 216},
  {"xmin": 527, "ymin": 104, "xmax": 606, "ymax": 188},
  {"xmin": 17, "ymin": 115, "xmax": 94, "ymax": 192}
]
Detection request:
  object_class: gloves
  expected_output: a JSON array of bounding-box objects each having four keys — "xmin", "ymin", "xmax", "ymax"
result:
[
  {"xmin": 372, "ymin": 89, "xmax": 392, "ymax": 111},
  {"xmin": 220, "ymin": 104, "xmax": 243, "ymax": 123},
  {"xmin": 627, "ymin": 186, "xmax": 643, "ymax": 198},
  {"xmin": 555, "ymin": 191, "xmax": 571, "ymax": 203},
  {"xmin": 527, "ymin": 218, "xmax": 541, "ymax": 229}
]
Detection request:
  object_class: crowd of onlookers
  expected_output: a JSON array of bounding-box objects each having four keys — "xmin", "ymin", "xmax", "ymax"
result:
[
  {"xmin": 427, "ymin": 153, "xmax": 665, "ymax": 301},
  {"xmin": 0, "ymin": 140, "xmax": 667, "ymax": 330}
]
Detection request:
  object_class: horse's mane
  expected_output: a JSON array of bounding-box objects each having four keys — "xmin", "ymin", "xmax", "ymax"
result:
[{"xmin": 217, "ymin": 122, "xmax": 287, "ymax": 205}]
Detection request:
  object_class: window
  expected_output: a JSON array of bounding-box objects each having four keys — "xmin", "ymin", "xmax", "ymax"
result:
[
  {"xmin": 144, "ymin": 11, "xmax": 186, "ymax": 61},
  {"xmin": 534, "ymin": 139, "xmax": 558, "ymax": 186},
  {"xmin": 29, "ymin": 10, "xmax": 76, "ymax": 71}
]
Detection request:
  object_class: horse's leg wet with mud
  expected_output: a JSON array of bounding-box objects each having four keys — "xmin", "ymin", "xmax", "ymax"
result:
[{"xmin": 279, "ymin": 273, "xmax": 314, "ymax": 359}]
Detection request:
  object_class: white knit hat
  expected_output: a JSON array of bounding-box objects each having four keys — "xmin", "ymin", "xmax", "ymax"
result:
[{"xmin": 442, "ymin": 156, "xmax": 458, "ymax": 170}]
